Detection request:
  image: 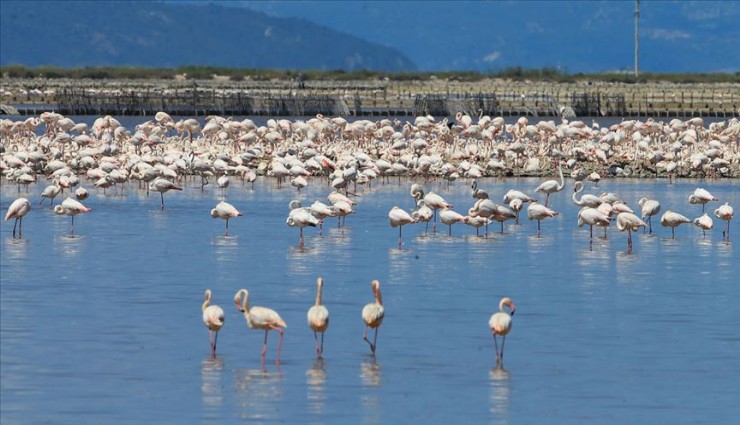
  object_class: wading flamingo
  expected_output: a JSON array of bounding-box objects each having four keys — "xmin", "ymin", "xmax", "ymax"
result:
[
  {"xmin": 616, "ymin": 212, "xmax": 646, "ymax": 253},
  {"xmin": 489, "ymin": 297, "xmax": 515, "ymax": 367},
  {"xmin": 149, "ymin": 177, "xmax": 183, "ymax": 210},
  {"xmin": 362, "ymin": 280, "xmax": 385, "ymax": 356},
  {"xmin": 527, "ymin": 201, "xmax": 559, "ymax": 237},
  {"xmin": 693, "ymin": 213, "xmax": 713, "ymax": 238},
  {"xmin": 5, "ymin": 197, "xmax": 31, "ymax": 238},
  {"xmin": 210, "ymin": 201, "xmax": 242, "ymax": 236},
  {"xmin": 660, "ymin": 210, "xmax": 691, "ymax": 239},
  {"xmin": 389, "ymin": 206, "xmax": 417, "ymax": 248},
  {"xmin": 234, "ymin": 288, "xmax": 287, "ymax": 364},
  {"xmin": 688, "ymin": 188, "xmax": 718, "ymax": 212},
  {"xmin": 307, "ymin": 277, "xmax": 329, "ymax": 358},
  {"xmin": 53, "ymin": 197, "xmax": 91, "ymax": 235},
  {"xmin": 638, "ymin": 197, "xmax": 661, "ymax": 234},
  {"xmin": 534, "ymin": 162, "xmax": 564, "ymax": 207},
  {"xmin": 202, "ymin": 289, "xmax": 225, "ymax": 356},
  {"xmin": 713, "ymin": 202, "xmax": 733, "ymax": 241}
]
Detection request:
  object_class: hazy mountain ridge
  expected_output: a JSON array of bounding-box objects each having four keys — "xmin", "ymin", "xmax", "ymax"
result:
[
  {"xmin": 0, "ymin": 1, "xmax": 416, "ymax": 71},
  {"xmin": 236, "ymin": 0, "xmax": 740, "ymax": 73}
]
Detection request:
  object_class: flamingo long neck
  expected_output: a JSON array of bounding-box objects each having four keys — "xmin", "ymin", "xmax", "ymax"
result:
[
  {"xmin": 240, "ymin": 290, "xmax": 250, "ymax": 313},
  {"xmin": 557, "ymin": 163, "xmax": 564, "ymax": 189},
  {"xmin": 315, "ymin": 280, "xmax": 323, "ymax": 306},
  {"xmin": 202, "ymin": 291, "xmax": 211, "ymax": 312},
  {"xmin": 572, "ymin": 183, "xmax": 583, "ymax": 205},
  {"xmin": 374, "ymin": 287, "xmax": 383, "ymax": 306}
]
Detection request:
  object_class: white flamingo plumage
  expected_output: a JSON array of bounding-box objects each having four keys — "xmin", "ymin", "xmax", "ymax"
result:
[
  {"xmin": 489, "ymin": 297, "xmax": 515, "ymax": 367},
  {"xmin": 5, "ymin": 197, "xmax": 31, "ymax": 238},
  {"xmin": 234, "ymin": 288, "xmax": 287, "ymax": 364},
  {"xmin": 307, "ymin": 277, "xmax": 329, "ymax": 358},
  {"xmin": 202, "ymin": 289, "xmax": 225, "ymax": 356}
]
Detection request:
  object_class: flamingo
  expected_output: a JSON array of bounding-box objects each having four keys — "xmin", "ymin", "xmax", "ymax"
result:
[
  {"xmin": 502, "ymin": 189, "xmax": 537, "ymax": 205},
  {"xmin": 471, "ymin": 180, "xmax": 489, "ymax": 199},
  {"xmin": 571, "ymin": 181, "xmax": 602, "ymax": 208},
  {"xmin": 423, "ymin": 192, "xmax": 452, "ymax": 233},
  {"xmin": 714, "ymin": 202, "xmax": 733, "ymax": 241},
  {"xmin": 54, "ymin": 197, "xmax": 91, "ymax": 235},
  {"xmin": 307, "ymin": 277, "xmax": 329, "ymax": 358},
  {"xmin": 439, "ymin": 207, "xmax": 466, "ymax": 236},
  {"xmin": 409, "ymin": 183, "xmax": 425, "ymax": 207},
  {"xmin": 362, "ymin": 280, "xmax": 385, "ymax": 356},
  {"xmin": 638, "ymin": 197, "xmax": 661, "ymax": 234},
  {"xmin": 577, "ymin": 207, "xmax": 611, "ymax": 242},
  {"xmin": 527, "ymin": 201, "xmax": 559, "ymax": 237},
  {"xmin": 202, "ymin": 289, "xmax": 225, "ymax": 356},
  {"xmin": 693, "ymin": 213, "xmax": 713, "ymax": 238},
  {"xmin": 210, "ymin": 201, "xmax": 242, "ymax": 236},
  {"xmin": 149, "ymin": 177, "xmax": 183, "ymax": 210},
  {"xmin": 412, "ymin": 200, "xmax": 433, "ymax": 234},
  {"xmin": 489, "ymin": 297, "xmax": 515, "ymax": 367},
  {"xmin": 388, "ymin": 206, "xmax": 417, "ymax": 248},
  {"xmin": 74, "ymin": 186, "xmax": 89, "ymax": 201},
  {"xmin": 5, "ymin": 197, "xmax": 31, "ymax": 238},
  {"xmin": 234, "ymin": 288, "xmax": 287, "ymax": 364},
  {"xmin": 508, "ymin": 198, "xmax": 524, "ymax": 224},
  {"xmin": 40, "ymin": 184, "xmax": 61, "ymax": 207},
  {"xmin": 534, "ymin": 162, "xmax": 564, "ymax": 207},
  {"xmin": 309, "ymin": 200, "xmax": 336, "ymax": 236},
  {"xmin": 616, "ymin": 212, "xmax": 646, "ymax": 253},
  {"xmin": 688, "ymin": 188, "xmax": 718, "ymax": 212},
  {"xmin": 287, "ymin": 200, "xmax": 318, "ymax": 246},
  {"xmin": 660, "ymin": 210, "xmax": 691, "ymax": 239}
]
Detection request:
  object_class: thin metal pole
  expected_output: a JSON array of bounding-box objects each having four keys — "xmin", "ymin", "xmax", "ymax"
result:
[{"xmin": 635, "ymin": 0, "xmax": 640, "ymax": 78}]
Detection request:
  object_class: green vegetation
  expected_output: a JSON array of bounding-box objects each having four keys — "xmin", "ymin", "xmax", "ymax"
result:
[{"xmin": 1, "ymin": 65, "xmax": 738, "ymax": 84}]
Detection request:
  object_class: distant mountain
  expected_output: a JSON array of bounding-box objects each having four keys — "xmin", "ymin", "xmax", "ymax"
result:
[
  {"xmin": 236, "ymin": 0, "xmax": 740, "ymax": 74},
  {"xmin": 0, "ymin": 0, "xmax": 416, "ymax": 71}
]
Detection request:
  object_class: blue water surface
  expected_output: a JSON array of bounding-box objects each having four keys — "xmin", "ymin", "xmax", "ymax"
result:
[{"xmin": 2, "ymin": 165, "xmax": 739, "ymax": 424}]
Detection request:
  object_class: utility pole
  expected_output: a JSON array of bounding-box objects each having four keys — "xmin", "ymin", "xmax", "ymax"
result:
[{"xmin": 634, "ymin": 0, "xmax": 640, "ymax": 78}]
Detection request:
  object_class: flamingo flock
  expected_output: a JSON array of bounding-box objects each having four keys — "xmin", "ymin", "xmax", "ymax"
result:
[{"xmin": 2, "ymin": 112, "xmax": 736, "ymax": 373}]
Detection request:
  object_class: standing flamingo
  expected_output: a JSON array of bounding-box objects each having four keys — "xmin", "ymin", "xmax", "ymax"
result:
[
  {"xmin": 688, "ymin": 188, "xmax": 718, "ymax": 212},
  {"xmin": 534, "ymin": 162, "xmax": 564, "ymax": 207},
  {"xmin": 5, "ymin": 197, "xmax": 31, "ymax": 238},
  {"xmin": 660, "ymin": 210, "xmax": 691, "ymax": 239},
  {"xmin": 489, "ymin": 297, "xmax": 515, "ymax": 367},
  {"xmin": 577, "ymin": 207, "xmax": 611, "ymax": 242},
  {"xmin": 389, "ymin": 206, "xmax": 417, "ymax": 248},
  {"xmin": 307, "ymin": 277, "xmax": 329, "ymax": 358},
  {"xmin": 210, "ymin": 201, "xmax": 242, "ymax": 236},
  {"xmin": 439, "ymin": 207, "xmax": 466, "ymax": 236},
  {"xmin": 693, "ymin": 213, "xmax": 713, "ymax": 238},
  {"xmin": 202, "ymin": 289, "xmax": 225, "ymax": 356},
  {"xmin": 527, "ymin": 201, "xmax": 559, "ymax": 237},
  {"xmin": 362, "ymin": 280, "xmax": 385, "ymax": 356},
  {"xmin": 423, "ymin": 192, "xmax": 452, "ymax": 233},
  {"xmin": 149, "ymin": 177, "xmax": 183, "ymax": 209},
  {"xmin": 234, "ymin": 288, "xmax": 287, "ymax": 364},
  {"xmin": 54, "ymin": 197, "xmax": 92, "ymax": 235},
  {"xmin": 714, "ymin": 202, "xmax": 733, "ymax": 241},
  {"xmin": 638, "ymin": 197, "xmax": 661, "ymax": 234},
  {"xmin": 287, "ymin": 200, "xmax": 319, "ymax": 246},
  {"xmin": 616, "ymin": 212, "xmax": 646, "ymax": 253}
]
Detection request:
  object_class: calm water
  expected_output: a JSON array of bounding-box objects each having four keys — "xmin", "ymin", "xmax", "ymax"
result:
[{"xmin": 2, "ymin": 173, "xmax": 739, "ymax": 423}]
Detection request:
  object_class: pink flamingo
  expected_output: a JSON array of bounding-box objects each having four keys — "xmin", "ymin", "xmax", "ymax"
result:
[
  {"xmin": 307, "ymin": 277, "xmax": 330, "ymax": 358},
  {"xmin": 5, "ymin": 197, "xmax": 31, "ymax": 238},
  {"xmin": 202, "ymin": 289, "xmax": 225, "ymax": 356},
  {"xmin": 362, "ymin": 280, "xmax": 385, "ymax": 356},
  {"xmin": 234, "ymin": 289, "xmax": 287, "ymax": 364},
  {"xmin": 489, "ymin": 297, "xmax": 515, "ymax": 367}
]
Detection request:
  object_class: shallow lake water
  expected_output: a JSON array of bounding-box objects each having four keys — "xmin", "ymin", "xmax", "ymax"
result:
[{"xmin": 2, "ymin": 171, "xmax": 739, "ymax": 423}]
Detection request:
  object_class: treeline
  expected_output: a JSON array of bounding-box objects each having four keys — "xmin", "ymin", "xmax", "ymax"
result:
[{"xmin": 1, "ymin": 65, "xmax": 738, "ymax": 84}]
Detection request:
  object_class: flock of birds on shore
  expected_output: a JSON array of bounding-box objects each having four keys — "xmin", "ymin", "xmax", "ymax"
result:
[{"xmin": 1, "ymin": 111, "xmax": 736, "ymax": 368}]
